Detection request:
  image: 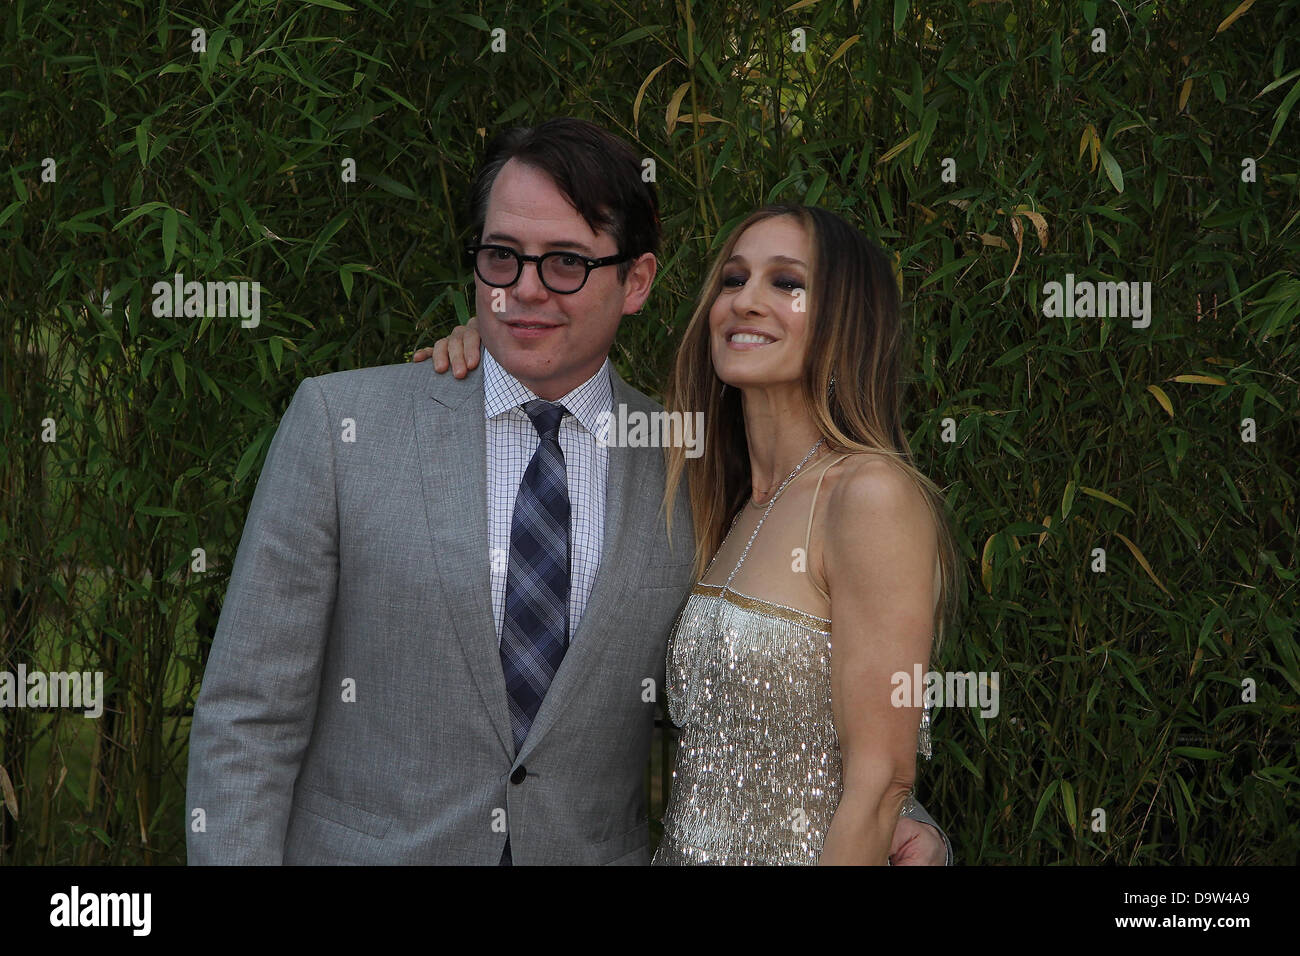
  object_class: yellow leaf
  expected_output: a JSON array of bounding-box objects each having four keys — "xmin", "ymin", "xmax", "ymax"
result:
[
  {"xmin": 876, "ymin": 131, "xmax": 921, "ymax": 164},
  {"xmin": 1171, "ymin": 374, "xmax": 1228, "ymax": 385},
  {"xmin": 1079, "ymin": 486, "xmax": 1135, "ymax": 516},
  {"xmin": 633, "ymin": 60, "xmax": 672, "ymax": 127},
  {"xmin": 1038, "ymin": 513, "xmax": 1053, "ymax": 548},
  {"xmin": 909, "ymin": 201, "xmax": 939, "ymax": 223},
  {"xmin": 1215, "ymin": 0, "xmax": 1257, "ymax": 34},
  {"xmin": 1078, "ymin": 124, "xmax": 1099, "ymax": 168},
  {"xmin": 676, "ymin": 113, "xmax": 728, "ymax": 124},
  {"xmin": 0, "ymin": 763, "xmax": 17, "ymax": 821},
  {"xmin": 1178, "ymin": 77, "xmax": 1193, "ymax": 111},
  {"xmin": 1146, "ymin": 384, "xmax": 1174, "ymax": 418},
  {"xmin": 974, "ymin": 232, "xmax": 1009, "ymax": 249},
  {"xmin": 1013, "ymin": 207, "xmax": 1049, "ymax": 249},
  {"xmin": 785, "ymin": 0, "xmax": 822, "ymax": 10},
  {"xmin": 665, "ymin": 82, "xmax": 690, "ymax": 135},
  {"xmin": 828, "ymin": 34, "xmax": 861, "ymax": 66},
  {"xmin": 1006, "ymin": 216, "xmax": 1024, "ymax": 278},
  {"xmin": 981, "ymin": 534, "xmax": 997, "ymax": 594},
  {"xmin": 1115, "ymin": 531, "xmax": 1171, "ymax": 597}
]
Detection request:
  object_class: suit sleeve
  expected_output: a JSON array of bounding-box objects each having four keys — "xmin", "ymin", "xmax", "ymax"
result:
[
  {"xmin": 186, "ymin": 377, "xmax": 339, "ymax": 864},
  {"xmin": 901, "ymin": 794, "xmax": 954, "ymax": 865}
]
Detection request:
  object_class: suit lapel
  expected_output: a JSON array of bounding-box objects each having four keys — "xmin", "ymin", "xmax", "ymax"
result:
[{"xmin": 414, "ymin": 363, "xmax": 514, "ymax": 756}]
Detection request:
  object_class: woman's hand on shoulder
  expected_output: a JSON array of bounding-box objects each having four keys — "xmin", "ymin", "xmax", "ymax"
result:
[{"xmin": 411, "ymin": 316, "xmax": 482, "ymax": 377}]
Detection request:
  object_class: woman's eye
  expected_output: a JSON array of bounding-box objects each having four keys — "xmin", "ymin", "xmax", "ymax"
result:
[
  {"xmin": 775, "ymin": 276, "xmax": 804, "ymax": 291},
  {"xmin": 722, "ymin": 273, "xmax": 746, "ymax": 287},
  {"xmin": 559, "ymin": 254, "xmax": 582, "ymax": 267}
]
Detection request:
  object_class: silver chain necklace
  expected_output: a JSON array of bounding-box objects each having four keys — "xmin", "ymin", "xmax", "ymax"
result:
[{"xmin": 715, "ymin": 437, "xmax": 826, "ymax": 591}]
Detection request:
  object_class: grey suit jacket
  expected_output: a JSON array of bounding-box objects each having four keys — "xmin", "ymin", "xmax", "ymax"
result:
[{"xmin": 186, "ymin": 359, "xmax": 951, "ymax": 864}]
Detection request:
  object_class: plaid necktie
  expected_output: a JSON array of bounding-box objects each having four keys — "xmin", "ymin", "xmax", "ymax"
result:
[{"xmin": 500, "ymin": 400, "xmax": 571, "ymax": 755}]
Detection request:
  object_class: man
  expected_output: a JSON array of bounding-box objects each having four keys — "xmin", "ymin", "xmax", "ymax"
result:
[{"xmin": 187, "ymin": 117, "xmax": 951, "ymax": 864}]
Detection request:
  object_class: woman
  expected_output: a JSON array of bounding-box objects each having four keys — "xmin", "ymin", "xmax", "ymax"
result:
[{"xmin": 419, "ymin": 204, "xmax": 959, "ymax": 864}]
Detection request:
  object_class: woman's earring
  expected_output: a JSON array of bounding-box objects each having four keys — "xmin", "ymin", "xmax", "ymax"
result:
[{"xmin": 827, "ymin": 375, "xmax": 837, "ymax": 398}]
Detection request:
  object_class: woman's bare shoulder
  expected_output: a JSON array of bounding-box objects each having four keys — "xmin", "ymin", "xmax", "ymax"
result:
[{"xmin": 821, "ymin": 451, "xmax": 932, "ymax": 534}]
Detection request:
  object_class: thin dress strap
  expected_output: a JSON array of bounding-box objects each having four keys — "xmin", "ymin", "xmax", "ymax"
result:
[
  {"xmin": 716, "ymin": 452, "xmax": 846, "ymax": 590},
  {"xmin": 804, "ymin": 455, "xmax": 853, "ymax": 601}
]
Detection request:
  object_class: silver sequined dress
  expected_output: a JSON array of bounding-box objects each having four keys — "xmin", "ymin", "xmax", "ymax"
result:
[
  {"xmin": 652, "ymin": 463, "xmax": 931, "ymax": 865},
  {"xmin": 652, "ymin": 581, "xmax": 844, "ymax": 865}
]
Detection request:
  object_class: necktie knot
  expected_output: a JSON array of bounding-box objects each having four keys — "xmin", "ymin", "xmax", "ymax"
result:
[{"xmin": 522, "ymin": 400, "xmax": 566, "ymax": 442}]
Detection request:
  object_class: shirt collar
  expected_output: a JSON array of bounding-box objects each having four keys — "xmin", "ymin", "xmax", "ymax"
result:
[{"xmin": 482, "ymin": 348, "xmax": 613, "ymax": 439}]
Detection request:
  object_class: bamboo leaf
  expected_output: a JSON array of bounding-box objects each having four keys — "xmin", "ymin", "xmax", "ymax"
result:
[
  {"xmin": 876, "ymin": 131, "xmax": 920, "ymax": 164},
  {"xmin": 804, "ymin": 170, "xmax": 829, "ymax": 205},
  {"xmin": 0, "ymin": 764, "xmax": 17, "ymax": 820},
  {"xmin": 1146, "ymin": 384, "xmax": 1174, "ymax": 418},
  {"xmin": 306, "ymin": 211, "xmax": 350, "ymax": 270},
  {"xmin": 137, "ymin": 505, "xmax": 185, "ymax": 518},
  {"xmin": 1215, "ymin": 0, "xmax": 1256, "ymax": 34},
  {"xmin": 1079, "ymin": 486, "xmax": 1135, "ymax": 516},
  {"xmin": 1061, "ymin": 780, "xmax": 1077, "ymax": 830},
  {"xmin": 981, "ymin": 533, "xmax": 997, "ymax": 593},
  {"xmin": 1100, "ymin": 148, "xmax": 1124, "ymax": 193},
  {"xmin": 1114, "ymin": 531, "xmax": 1171, "ymax": 596},
  {"xmin": 1031, "ymin": 778, "xmax": 1060, "ymax": 832},
  {"xmin": 171, "ymin": 351, "xmax": 186, "ymax": 396},
  {"xmin": 665, "ymin": 82, "xmax": 690, "ymax": 135},
  {"xmin": 1217, "ymin": 465, "xmax": 1245, "ymax": 514},
  {"xmin": 1013, "ymin": 207, "xmax": 1049, "ymax": 248},
  {"xmin": 1256, "ymin": 68, "xmax": 1300, "ymax": 98},
  {"xmin": 1268, "ymin": 79, "xmax": 1300, "ymax": 146},
  {"xmin": 1171, "ymin": 747, "xmax": 1227, "ymax": 759},
  {"xmin": 162, "ymin": 207, "xmax": 178, "ymax": 269},
  {"xmin": 827, "ymin": 35, "xmax": 861, "ymax": 67},
  {"xmin": 1171, "ymin": 374, "xmax": 1228, "ymax": 385},
  {"xmin": 365, "ymin": 173, "xmax": 417, "ymax": 200},
  {"xmin": 633, "ymin": 60, "xmax": 672, "ymax": 127}
]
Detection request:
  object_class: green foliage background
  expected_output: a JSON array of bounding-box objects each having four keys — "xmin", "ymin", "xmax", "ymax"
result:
[{"xmin": 1, "ymin": 0, "xmax": 1296, "ymax": 864}]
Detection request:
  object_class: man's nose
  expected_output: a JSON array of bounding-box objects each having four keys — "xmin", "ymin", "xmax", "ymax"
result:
[{"xmin": 512, "ymin": 260, "xmax": 550, "ymax": 302}]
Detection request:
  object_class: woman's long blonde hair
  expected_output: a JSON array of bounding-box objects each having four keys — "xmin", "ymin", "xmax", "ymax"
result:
[{"xmin": 663, "ymin": 203, "xmax": 962, "ymax": 652}]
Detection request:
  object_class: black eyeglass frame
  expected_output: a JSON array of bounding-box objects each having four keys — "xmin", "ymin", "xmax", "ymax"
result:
[{"xmin": 465, "ymin": 243, "xmax": 632, "ymax": 294}]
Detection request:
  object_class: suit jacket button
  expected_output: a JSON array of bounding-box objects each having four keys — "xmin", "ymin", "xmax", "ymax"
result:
[{"xmin": 510, "ymin": 766, "xmax": 526, "ymax": 784}]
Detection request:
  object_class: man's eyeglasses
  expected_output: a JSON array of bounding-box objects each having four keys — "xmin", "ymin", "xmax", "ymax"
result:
[{"xmin": 465, "ymin": 244, "xmax": 630, "ymax": 294}]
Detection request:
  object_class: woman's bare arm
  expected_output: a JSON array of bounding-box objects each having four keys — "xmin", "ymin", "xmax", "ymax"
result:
[{"xmin": 818, "ymin": 457, "xmax": 938, "ymax": 865}]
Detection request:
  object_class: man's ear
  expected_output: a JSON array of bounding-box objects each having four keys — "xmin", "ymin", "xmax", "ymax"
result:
[{"xmin": 621, "ymin": 252, "xmax": 657, "ymax": 315}]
